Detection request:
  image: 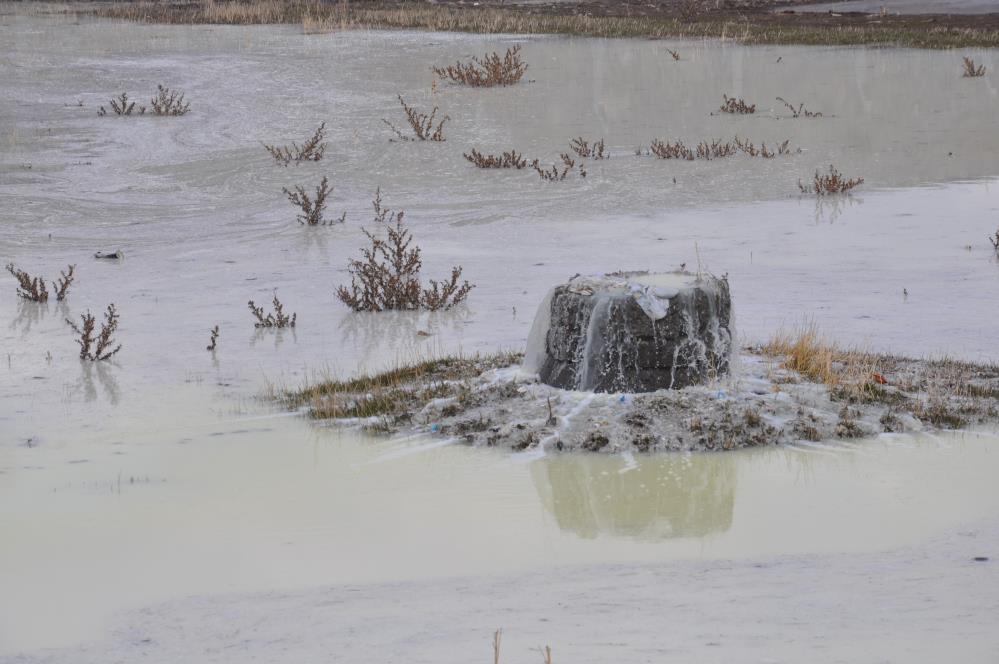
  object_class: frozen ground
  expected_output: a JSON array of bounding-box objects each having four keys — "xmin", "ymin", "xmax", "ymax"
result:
[{"xmin": 2, "ymin": 8, "xmax": 999, "ymax": 661}]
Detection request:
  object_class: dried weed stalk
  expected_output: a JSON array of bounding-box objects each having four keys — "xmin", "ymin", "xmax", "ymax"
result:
[
  {"xmin": 695, "ymin": 139, "xmax": 737, "ymax": 159},
  {"xmin": 98, "ymin": 92, "xmax": 145, "ymax": 116},
  {"xmin": 249, "ymin": 295, "xmax": 297, "ymax": 328},
  {"xmin": 67, "ymin": 304, "xmax": 121, "ymax": 361},
  {"xmin": 666, "ymin": 48, "xmax": 680, "ymax": 61},
  {"xmin": 6, "ymin": 263, "xmax": 75, "ymax": 302},
  {"xmin": 206, "ymin": 324, "xmax": 219, "ymax": 351},
  {"xmin": 264, "ymin": 122, "xmax": 327, "ymax": 165},
  {"xmin": 383, "ymin": 95, "xmax": 448, "ymax": 142},
  {"xmin": 283, "ymin": 175, "xmax": 345, "ymax": 226},
  {"xmin": 463, "ymin": 148, "xmax": 529, "ymax": 169},
  {"xmin": 799, "ymin": 165, "xmax": 864, "ymax": 195},
  {"xmin": 150, "ymin": 85, "xmax": 190, "ymax": 115},
  {"xmin": 776, "ymin": 96, "xmax": 822, "ymax": 118},
  {"xmin": 569, "ymin": 136, "xmax": 606, "ymax": 159},
  {"xmin": 962, "ymin": 56, "xmax": 986, "ymax": 77},
  {"xmin": 989, "ymin": 229, "xmax": 999, "ymax": 255},
  {"xmin": 719, "ymin": 94, "xmax": 756, "ymax": 114},
  {"xmin": 336, "ymin": 190, "xmax": 473, "ymax": 312},
  {"xmin": 433, "ymin": 45, "xmax": 527, "ymax": 87},
  {"xmin": 650, "ymin": 138, "xmax": 694, "ymax": 160}
]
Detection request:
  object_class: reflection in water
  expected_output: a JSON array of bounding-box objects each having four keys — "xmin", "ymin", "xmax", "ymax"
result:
[
  {"xmin": 812, "ymin": 194, "xmax": 863, "ymax": 224},
  {"xmin": 531, "ymin": 453, "xmax": 736, "ymax": 540},
  {"xmin": 77, "ymin": 360, "xmax": 120, "ymax": 404},
  {"xmin": 250, "ymin": 325, "xmax": 297, "ymax": 349},
  {"xmin": 338, "ymin": 308, "xmax": 471, "ymax": 367},
  {"xmin": 9, "ymin": 300, "xmax": 66, "ymax": 336}
]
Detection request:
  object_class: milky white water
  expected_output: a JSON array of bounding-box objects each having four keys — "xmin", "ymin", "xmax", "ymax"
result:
[{"xmin": 2, "ymin": 7, "xmax": 999, "ymax": 660}]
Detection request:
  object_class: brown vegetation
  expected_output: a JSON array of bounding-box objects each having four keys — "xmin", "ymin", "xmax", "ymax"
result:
[
  {"xmin": 798, "ymin": 165, "xmax": 864, "ymax": 195},
  {"xmin": 433, "ymin": 45, "xmax": 527, "ymax": 87},
  {"xmin": 463, "ymin": 148, "xmax": 529, "ymax": 169},
  {"xmin": 531, "ymin": 153, "xmax": 578, "ymax": 181},
  {"xmin": 734, "ymin": 136, "xmax": 795, "ymax": 158},
  {"xmin": 383, "ymin": 95, "xmax": 448, "ymax": 141},
  {"xmin": 569, "ymin": 136, "xmax": 606, "ymax": 160},
  {"xmin": 650, "ymin": 138, "xmax": 695, "ymax": 160},
  {"xmin": 336, "ymin": 190, "xmax": 473, "ymax": 311},
  {"xmin": 666, "ymin": 48, "xmax": 680, "ymax": 61},
  {"xmin": 249, "ymin": 295, "xmax": 297, "ymax": 328},
  {"xmin": 989, "ymin": 229, "xmax": 999, "ymax": 255},
  {"xmin": 67, "ymin": 304, "xmax": 122, "ymax": 361},
  {"xmin": 719, "ymin": 94, "xmax": 755, "ymax": 114},
  {"xmin": 264, "ymin": 122, "xmax": 327, "ymax": 165},
  {"xmin": 776, "ymin": 96, "xmax": 822, "ymax": 118},
  {"xmin": 6, "ymin": 263, "xmax": 75, "ymax": 302},
  {"xmin": 962, "ymin": 56, "xmax": 986, "ymax": 77},
  {"xmin": 150, "ymin": 85, "xmax": 190, "ymax": 115},
  {"xmin": 283, "ymin": 175, "xmax": 345, "ymax": 226}
]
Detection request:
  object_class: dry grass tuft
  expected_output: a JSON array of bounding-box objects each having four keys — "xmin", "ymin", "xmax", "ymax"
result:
[
  {"xmin": 776, "ymin": 96, "xmax": 822, "ymax": 118},
  {"xmin": 798, "ymin": 165, "xmax": 864, "ymax": 195},
  {"xmin": 989, "ymin": 229, "xmax": 999, "ymax": 255},
  {"xmin": 384, "ymin": 95, "xmax": 448, "ymax": 141},
  {"xmin": 734, "ymin": 136, "xmax": 795, "ymax": 158},
  {"xmin": 336, "ymin": 190, "xmax": 473, "ymax": 311},
  {"xmin": 719, "ymin": 94, "xmax": 755, "ymax": 114},
  {"xmin": 249, "ymin": 295, "xmax": 297, "ymax": 328},
  {"xmin": 67, "ymin": 304, "xmax": 121, "ymax": 361},
  {"xmin": 962, "ymin": 56, "xmax": 986, "ymax": 77},
  {"xmin": 433, "ymin": 45, "xmax": 527, "ymax": 87},
  {"xmin": 569, "ymin": 136, "xmax": 606, "ymax": 160},
  {"xmin": 695, "ymin": 139, "xmax": 737, "ymax": 159},
  {"xmin": 6, "ymin": 263, "xmax": 75, "ymax": 302},
  {"xmin": 531, "ymin": 153, "xmax": 579, "ymax": 181},
  {"xmin": 463, "ymin": 148, "xmax": 529, "ymax": 169},
  {"xmin": 650, "ymin": 138, "xmax": 694, "ymax": 160},
  {"xmin": 283, "ymin": 175, "xmax": 345, "ymax": 226},
  {"xmin": 666, "ymin": 47, "xmax": 681, "ymax": 61},
  {"xmin": 763, "ymin": 322, "xmax": 881, "ymax": 394},
  {"xmin": 264, "ymin": 122, "xmax": 327, "ymax": 165},
  {"xmin": 150, "ymin": 85, "xmax": 190, "ymax": 115},
  {"xmin": 98, "ymin": 92, "xmax": 144, "ymax": 116}
]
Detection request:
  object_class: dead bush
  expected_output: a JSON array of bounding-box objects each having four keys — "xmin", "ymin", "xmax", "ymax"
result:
[
  {"xmin": 98, "ymin": 92, "xmax": 145, "ymax": 116},
  {"xmin": 962, "ymin": 56, "xmax": 986, "ymax": 77},
  {"xmin": 264, "ymin": 122, "xmax": 327, "ymax": 165},
  {"xmin": 569, "ymin": 136, "xmax": 606, "ymax": 159},
  {"xmin": 336, "ymin": 190, "xmax": 473, "ymax": 312},
  {"xmin": 989, "ymin": 229, "xmax": 999, "ymax": 255},
  {"xmin": 206, "ymin": 325, "xmax": 219, "ymax": 351},
  {"xmin": 719, "ymin": 94, "xmax": 755, "ymax": 114},
  {"xmin": 734, "ymin": 136, "xmax": 795, "ymax": 158},
  {"xmin": 6, "ymin": 263, "xmax": 75, "ymax": 302},
  {"xmin": 799, "ymin": 165, "xmax": 864, "ymax": 195},
  {"xmin": 150, "ymin": 85, "xmax": 190, "ymax": 115},
  {"xmin": 67, "ymin": 304, "xmax": 121, "ymax": 361},
  {"xmin": 463, "ymin": 148, "xmax": 528, "ymax": 169},
  {"xmin": 249, "ymin": 295, "xmax": 297, "ymax": 328},
  {"xmin": 433, "ymin": 45, "xmax": 527, "ymax": 87},
  {"xmin": 383, "ymin": 95, "xmax": 448, "ymax": 142},
  {"xmin": 283, "ymin": 175, "xmax": 345, "ymax": 226},
  {"xmin": 776, "ymin": 96, "xmax": 822, "ymax": 118},
  {"xmin": 531, "ymin": 153, "xmax": 577, "ymax": 181},
  {"xmin": 695, "ymin": 139, "xmax": 737, "ymax": 159}
]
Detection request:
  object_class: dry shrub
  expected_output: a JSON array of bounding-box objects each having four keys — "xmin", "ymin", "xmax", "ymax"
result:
[
  {"xmin": 695, "ymin": 139, "xmax": 737, "ymax": 159},
  {"xmin": 283, "ymin": 175, "xmax": 345, "ymax": 225},
  {"xmin": 150, "ymin": 85, "xmax": 190, "ymax": 115},
  {"xmin": 569, "ymin": 136, "xmax": 606, "ymax": 159},
  {"xmin": 650, "ymin": 138, "xmax": 694, "ymax": 160},
  {"xmin": 383, "ymin": 95, "xmax": 448, "ymax": 141},
  {"xmin": 67, "ymin": 304, "xmax": 121, "ymax": 361},
  {"xmin": 249, "ymin": 295, "xmax": 297, "ymax": 328},
  {"xmin": 531, "ymin": 153, "xmax": 578, "ymax": 181},
  {"xmin": 962, "ymin": 56, "xmax": 986, "ymax": 77},
  {"xmin": 6, "ymin": 263, "xmax": 75, "ymax": 302},
  {"xmin": 666, "ymin": 48, "xmax": 680, "ymax": 61},
  {"xmin": 776, "ymin": 96, "xmax": 822, "ymax": 118},
  {"xmin": 336, "ymin": 190, "xmax": 473, "ymax": 311},
  {"xmin": 264, "ymin": 122, "xmax": 327, "ymax": 165},
  {"xmin": 206, "ymin": 325, "xmax": 219, "ymax": 351},
  {"xmin": 463, "ymin": 148, "xmax": 528, "ymax": 169},
  {"xmin": 734, "ymin": 136, "xmax": 795, "ymax": 158},
  {"xmin": 433, "ymin": 45, "xmax": 527, "ymax": 87},
  {"xmin": 799, "ymin": 165, "xmax": 864, "ymax": 195},
  {"xmin": 990, "ymin": 229, "xmax": 999, "ymax": 255},
  {"xmin": 98, "ymin": 92, "xmax": 145, "ymax": 116},
  {"xmin": 719, "ymin": 94, "xmax": 755, "ymax": 114}
]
